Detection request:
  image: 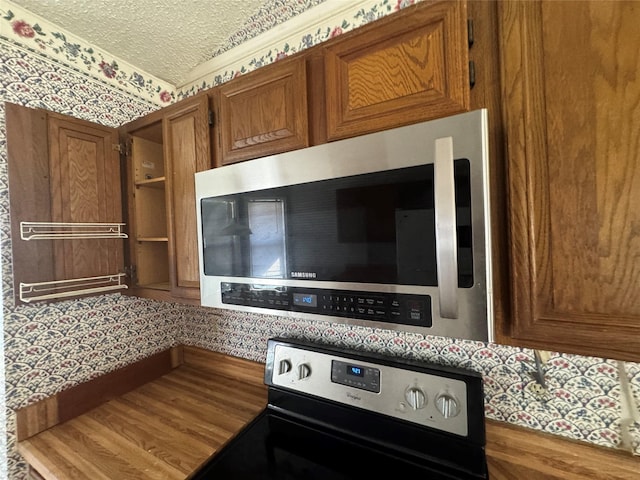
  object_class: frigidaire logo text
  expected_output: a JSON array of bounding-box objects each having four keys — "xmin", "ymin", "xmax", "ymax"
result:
[
  {"xmin": 346, "ymin": 392, "xmax": 361, "ymax": 402},
  {"xmin": 291, "ymin": 271, "xmax": 317, "ymax": 278}
]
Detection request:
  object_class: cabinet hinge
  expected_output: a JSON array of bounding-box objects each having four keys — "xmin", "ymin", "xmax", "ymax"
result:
[
  {"xmin": 208, "ymin": 110, "xmax": 214, "ymax": 126},
  {"xmin": 125, "ymin": 265, "xmax": 137, "ymax": 284},
  {"xmin": 467, "ymin": 19, "xmax": 474, "ymax": 48},
  {"xmin": 113, "ymin": 143, "xmax": 131, "ymax": 156},
  {"xmin": 469, "ymin": 61, "xmax": 476, "ymax": 89}
]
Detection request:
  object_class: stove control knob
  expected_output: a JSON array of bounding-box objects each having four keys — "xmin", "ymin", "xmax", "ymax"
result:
[
  {"xmin": 435, "ymin": 393, "xmax": 460, "ymax": 418},
  {"xmin": 278, "ymin": 359, "xmax": 292, "ymax": 375},
  {"xmin": 405, "ymin": 387, "xmax": 426, "ymax": 410},
  {"xmin": 297, "ymin": 363, "xmax": 312, "ymax": 380}
]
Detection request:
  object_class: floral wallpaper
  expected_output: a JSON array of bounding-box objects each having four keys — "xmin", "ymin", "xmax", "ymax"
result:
[
  {"xmin": 182, "ymin": 308, "xmax": 640, "ymax": 455},
  {"xmin": 0, "ymin": 1, "xmax": 174, "ymax": 106},
  {"xmin": 0, "ymin": 0, "xmax": 418, "ymax": 104},
  {"xmin": 0, "ymin": 1, "xmax": 639, "ymax": 479},
  {"xmin": 210, "ymin": 0, "xmax": 328, "ymax": 59},
  {"xmin": 2, "ymin": 294, "xmax": 191, "ymax": 479},
  {"xmin": 177, "ymin": 0, "xmax": 421, "ymax": 97},
  {"xmin": 0, "ymin": 30, "xmax": 175, "ymax": 479}
]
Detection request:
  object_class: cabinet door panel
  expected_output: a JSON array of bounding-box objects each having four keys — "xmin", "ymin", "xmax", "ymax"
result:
[
  {"xmin": 49, "ymin": 116, "xmax": 122, "ymax": 280},
  {"xmin": 6, "ymin": 103, "xmax": 55, "ymax": 291},
  {"xmin": 164, "ymin": 96, "xmax": 210, "ymax": 298},
  {"xmin": 218, "ymin": 56, "xmax": 308, "ymax": 165},
  {"xmin": 6, "ymin": 104, "xmax": 123, "ymax": 304},
  {"xmin": 499, "ymin": 0, "xmax": 640, "ymax": 360},
  {"xmin": 324, "ymin": 0, "xmax": 469, "ymax": 140}
]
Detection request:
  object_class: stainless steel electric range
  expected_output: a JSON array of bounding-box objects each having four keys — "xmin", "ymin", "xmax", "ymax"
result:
[{"xmin": 189, "ymin": 337, "xmax": 488, "ymax": 479}]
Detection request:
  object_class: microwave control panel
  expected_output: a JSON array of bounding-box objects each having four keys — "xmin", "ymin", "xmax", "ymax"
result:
[{"xmin": 220, "ymin": 282, "xmax": 432, "ymax": 327}]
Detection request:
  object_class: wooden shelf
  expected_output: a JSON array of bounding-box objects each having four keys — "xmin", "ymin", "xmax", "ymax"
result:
[
  {"xmin": 136, "ymin": 237, "xmax": 168, "ymax": 242},
  {"xmin": 132, "ymin": 136, "xmax": 164, "ymax": 184},
  {"xmin": 135, "ymin": 176, "xmax": 166, "ymax": 188},
  {"xmin": 133, "ymin": 186, "xmax": 167, "ymax": 239}
]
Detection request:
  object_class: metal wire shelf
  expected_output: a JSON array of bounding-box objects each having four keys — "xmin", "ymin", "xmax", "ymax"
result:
[
  {"xmin": 20, "ymin": 222, "xmax": 128, "ymax": 240},
  {"xmin": 19, "ymin": 274, "xmax": 128, "ymax": 303}
]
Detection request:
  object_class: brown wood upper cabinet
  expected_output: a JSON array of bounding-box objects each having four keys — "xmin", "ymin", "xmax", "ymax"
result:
[
  {"xmin": 5, "ymin": 94, "xmax": 210, "ymax": 306},
  {"xmin": 323, "ymin": 0, "xmax": 470, "ymax": 141},
  {"xmin": 215, "ymin": 55, "xmax": 309, "ymax": 166},
  {"xmin": 5, "ymin": 103, "xmax": 125, "ymax": 305},
  {"xmin": 164, "ymin": 96, "xmax": 210, "ymax": 299},
  {"xmin": 122, "ymin": 94, "xmax": 210, "ymax": 302},
  {"xmin": 498, "ymin": 0, "xmax": 640, "ymax": 361}
]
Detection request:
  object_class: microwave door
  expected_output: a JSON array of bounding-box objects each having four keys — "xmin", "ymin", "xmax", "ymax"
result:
[
  {"xmin": 434, "ymin": 136, "xmax": 458, "ymax": 319},
  {"xmin": 195, "ymin": 109, "xmax": 492, "ymax": 341},
  {"xmin": 202, "ymin": 199, "xmax": 250, "ymax": 277},
  {"xmin": 247, "ymin": 199, "xmax": 287, "ymax": 279}
]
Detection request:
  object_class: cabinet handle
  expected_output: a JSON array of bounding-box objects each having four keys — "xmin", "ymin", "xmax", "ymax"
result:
[{"xmin": 434, "ymin": 137, "xmax": 458, "ymax": 319}]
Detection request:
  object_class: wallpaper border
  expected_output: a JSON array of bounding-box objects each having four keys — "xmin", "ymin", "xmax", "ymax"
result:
[{"xmin": 1, "ymin": 0, "xmax": 174, "ymax": 106}]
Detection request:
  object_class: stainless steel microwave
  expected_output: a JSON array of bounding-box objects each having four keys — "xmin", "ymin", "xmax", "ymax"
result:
[{"xmin": 195, "ymin": 109, "xmax": 493, "ymax": 342}]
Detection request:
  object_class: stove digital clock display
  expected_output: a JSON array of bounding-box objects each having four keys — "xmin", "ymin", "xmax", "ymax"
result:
[{"xmin": 331, "ymin": 360, "xmax": 380, "ymax": 393}]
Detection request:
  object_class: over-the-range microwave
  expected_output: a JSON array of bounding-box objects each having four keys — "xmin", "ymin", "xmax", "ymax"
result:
[{"xmin": 195, "ymin": 109, "xmax": 493, "ymax": 342}]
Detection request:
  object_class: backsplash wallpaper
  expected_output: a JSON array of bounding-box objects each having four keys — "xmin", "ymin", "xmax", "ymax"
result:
[
  {"xmin": 1, "ymin": 1, "xmax": 639, "ymax": 480},
  {"xmin": 181, "ymin": 308, "xmax": 640, "ymax": 453},
  {"xmin": 0, "ymin": 34, "xmax": 187, "ymax": 478}
]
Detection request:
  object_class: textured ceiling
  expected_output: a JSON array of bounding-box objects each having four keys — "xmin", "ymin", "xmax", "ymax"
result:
[{"xmin": 10, "ymin": 0, "xmax": 320, "ymax": 85}]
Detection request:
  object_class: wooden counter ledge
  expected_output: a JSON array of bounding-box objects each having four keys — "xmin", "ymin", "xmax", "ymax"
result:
[
  {"xmin": 17, "ymin": 347, "xmax": 267, "ymax": 480},
  {"xmin": 16, "ymin": 346, "xmax": 640, "ymax": 480}
]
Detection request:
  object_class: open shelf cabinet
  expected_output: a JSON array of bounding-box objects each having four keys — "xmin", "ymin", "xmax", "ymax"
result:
[{"xmin": 127, "ymin": 121, "xmax": 171, "ymax": 292}]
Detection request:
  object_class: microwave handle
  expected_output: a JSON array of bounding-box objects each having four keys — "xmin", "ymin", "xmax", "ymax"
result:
[{"xmin": 434, "ymin": 137, "xmax": 459, "ymax": 319}]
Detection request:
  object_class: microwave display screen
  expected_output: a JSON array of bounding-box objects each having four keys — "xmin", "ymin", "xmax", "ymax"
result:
[
  {"xmin": 293, "ymin": 293, "xmax": 317, "ymax": 308},
  {"xmin": 201, "ymin": 160, "xmax": 473, "ymax": 288}
]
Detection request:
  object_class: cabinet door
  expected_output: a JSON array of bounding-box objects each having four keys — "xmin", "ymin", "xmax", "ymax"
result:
[
  {"xmin": 323, "ymin": 0, "xmax": 469, "ymax": 141},
  {"xmin": 6, "ymin": 103, "xmax": 123, "ymax": 304},
  {"xmin": 164, "ymin": 95, "xmax": 211, "ymax": 299},
  {"xmin": 499, "ymin": 1, "xmax": 640, "ymax": 361},
  {"xmin": 48, "ymin": 115, "xmax": 124, "ymax": 279},
  {"xmin": 217, "ymin": 55, "xmax": 309, "ymax": 165}
]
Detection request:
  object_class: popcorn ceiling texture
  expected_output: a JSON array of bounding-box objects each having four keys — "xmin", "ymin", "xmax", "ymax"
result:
[
  {"xmin": 1, "ymin": 0, "xmax": 392, "ymax": 104},
  {"xmin": 7, "ymin": 0, "xmax": 327, "ymax": 85},
  {"xmin": 1, "ymin": 1, "xmax": 639, "ymax": 479}
]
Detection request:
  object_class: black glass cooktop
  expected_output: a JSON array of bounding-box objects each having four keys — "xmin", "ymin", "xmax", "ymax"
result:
[{"xmin": 190, "ymin": 409, "xmax": 482, "ymax": 480}]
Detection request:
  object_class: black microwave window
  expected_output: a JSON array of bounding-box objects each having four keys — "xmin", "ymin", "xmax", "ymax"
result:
[{"xmin": 201, "ymin": 160, "xmax": 473, "ymax": 288}]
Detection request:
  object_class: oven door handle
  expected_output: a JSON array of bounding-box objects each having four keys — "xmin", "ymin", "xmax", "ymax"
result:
[{"xmin": 434, "ymin": 136, "xmax": 458, "ymax": 319}]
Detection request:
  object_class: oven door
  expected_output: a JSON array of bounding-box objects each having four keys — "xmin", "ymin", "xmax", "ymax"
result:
[{"xmin": 189, "ymin": 409, "xmax": 486, "ymax": 480}]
